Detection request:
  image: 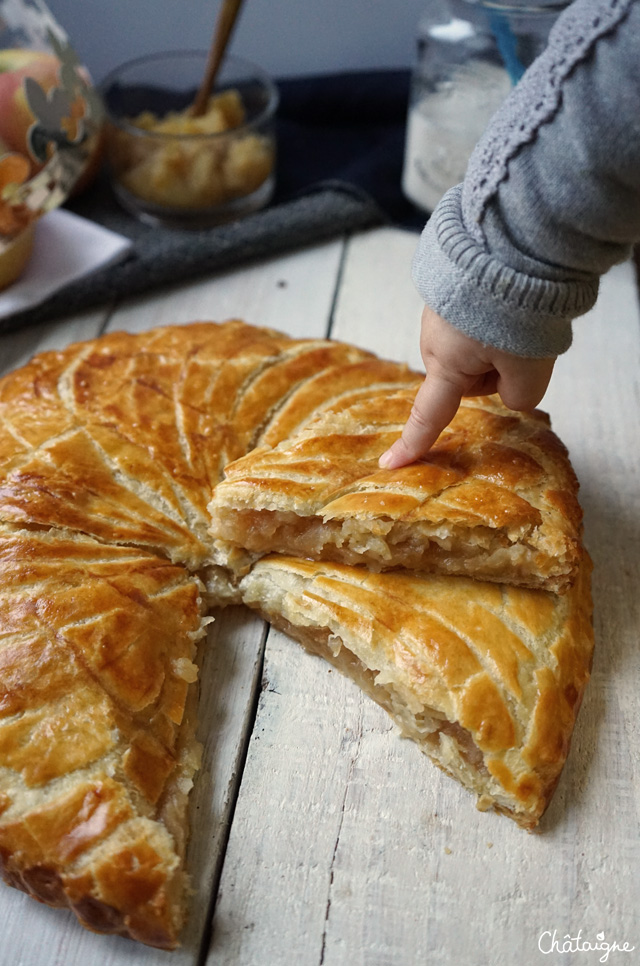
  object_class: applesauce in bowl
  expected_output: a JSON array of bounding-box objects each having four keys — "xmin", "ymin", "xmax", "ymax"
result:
[{"xmin": 101, "ymin": 51, "xmax": 278, "ymax": 229}]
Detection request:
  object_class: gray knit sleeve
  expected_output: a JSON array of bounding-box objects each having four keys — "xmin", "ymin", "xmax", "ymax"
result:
[{"xmin": 412, "ymin": 0, "xmax": 640, "ymax": 358}]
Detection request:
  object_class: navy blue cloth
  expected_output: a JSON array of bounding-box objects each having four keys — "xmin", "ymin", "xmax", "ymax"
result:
[{"xmin": 273, "ymin": 69, "xmax": 424, "ymax": 228}]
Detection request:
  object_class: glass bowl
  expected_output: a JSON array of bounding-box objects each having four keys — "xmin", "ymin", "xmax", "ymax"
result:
[{"xmin": 100, "ymin": 51, "xmax": 279, "ymax": 229}]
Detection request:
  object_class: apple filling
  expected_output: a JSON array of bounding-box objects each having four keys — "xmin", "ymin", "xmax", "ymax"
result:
[{"xmin": 210, "ymin": 505, "xmax": 570, "ymax": 591}]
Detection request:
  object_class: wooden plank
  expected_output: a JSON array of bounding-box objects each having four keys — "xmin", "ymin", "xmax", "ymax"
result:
[
  {"xmin": 541, "ymin": 261, "xmax": 640, "ymax": 823},
  {"xmin": 207, "ymin": 230, "xmax": 640, "ymax": 965},
  {"xmin": 208, "ymin": 629, "xmax": 377, "ymax": 966},
  {"xmin": 0, "ymin": 307, "xmax": 112, "ymax": 377},
  {"xmin": 0, "ymin": 238, "xmax": 346, "ymax": 966},
  {"xmin": 104, "ymin": 239, "xmax": 345, "ymax": 339},
  {"xmin": 330, "ymin": 226, "xmax": 424, "ymax": 369}
]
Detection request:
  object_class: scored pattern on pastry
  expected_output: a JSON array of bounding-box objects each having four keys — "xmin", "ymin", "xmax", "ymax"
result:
[
  {"xmin": 0, "ymin": 320, "xmax": 594, "ymax": 948},
  {"xmin": 210, "ymin": 389, "xmax": 582, "ymax": 592},
  {"xmin": 238, "ymin": 554, "xmax": 593, "ymax": 830},
  {"xmin": 0, "ymin": 523, "xmax": 207, "ymax": 947},
  {"xmin": 0, "ymin": 321, "xmax": 416, "ymax": 567}
]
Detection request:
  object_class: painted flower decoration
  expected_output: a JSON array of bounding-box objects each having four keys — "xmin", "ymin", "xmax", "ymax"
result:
[{"xmin": 25, "ymin": 31, "xmax": 102, "ymax": 166}]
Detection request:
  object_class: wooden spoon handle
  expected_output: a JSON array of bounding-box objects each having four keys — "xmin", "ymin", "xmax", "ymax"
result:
[{"xmin": 190, "ymin": 0, "xmax": 246, "ymax": 117}]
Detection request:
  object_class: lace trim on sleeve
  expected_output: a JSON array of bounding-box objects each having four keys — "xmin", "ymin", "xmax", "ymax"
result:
[{"xmin": 464, "ymin": 0, "xmax": 635, "ymax": 232}]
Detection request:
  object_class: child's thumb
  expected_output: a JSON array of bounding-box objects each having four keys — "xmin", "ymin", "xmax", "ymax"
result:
[{"xmin": 495, "ymin": 355, "xmax": 556, "ymax": 412}]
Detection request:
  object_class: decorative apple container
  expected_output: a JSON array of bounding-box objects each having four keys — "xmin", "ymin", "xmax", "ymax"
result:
[{"xmin": 0, "ymin": 0, "xmax": 103, "ymax": 289}]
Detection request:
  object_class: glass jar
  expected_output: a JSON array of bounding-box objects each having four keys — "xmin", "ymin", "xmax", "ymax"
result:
[
  {"xmin": 0, "ymin": 0, "xmax": 103, "ymax": 286},
  {"xmin": 401, "ymin": 0, "xmax": 569, "ymax": 213}
]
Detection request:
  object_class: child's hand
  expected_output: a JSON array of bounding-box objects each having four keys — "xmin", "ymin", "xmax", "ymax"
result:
[{"xmin": 379, "ymin": 305, "xmax": 556, "ymax": 469}]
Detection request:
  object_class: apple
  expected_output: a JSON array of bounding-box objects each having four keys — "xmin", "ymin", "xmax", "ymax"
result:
[{"xmin": 0, "ymin": 49, "xmax": 62, "ymax": 167}]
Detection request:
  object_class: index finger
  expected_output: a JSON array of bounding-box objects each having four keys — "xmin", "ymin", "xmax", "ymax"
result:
[{"xmin": 378, "ymin": 372, "xmax": 464, "ymax": 469}]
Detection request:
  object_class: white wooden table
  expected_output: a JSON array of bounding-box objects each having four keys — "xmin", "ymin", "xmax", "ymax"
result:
[{"xmin": 0, "ymin": 227, "xmax": 638, "ymax": 966}]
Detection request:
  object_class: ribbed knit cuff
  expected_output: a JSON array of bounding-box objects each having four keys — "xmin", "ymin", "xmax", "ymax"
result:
[{"xmin": 412, "ymin": 186, "xmax": 600, "ymax": 358}]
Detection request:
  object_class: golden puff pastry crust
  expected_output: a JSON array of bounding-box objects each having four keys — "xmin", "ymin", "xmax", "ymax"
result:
[
  {"xmin": 0, "ymin": 320, "xmax": 412, "ymax": 945},
  {"xmin": 0, "ymin": 523, "xmax": 207, "ymax": 948},
  {"xmin": 238, "ymin": 554, "xmax": 594, "ymax": 829},
  {"xmin": 209, "ymin": 390, "xmax": 583, "ymax": 592},
  {"xmin": 0, "ymin": 318, "xmax": 594, "ymax": 945},
  {"xmin": 0, "ymin": 320, "xmax": 382, "ymax": 568}
]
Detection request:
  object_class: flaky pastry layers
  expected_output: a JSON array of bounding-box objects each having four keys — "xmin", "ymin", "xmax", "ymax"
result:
[
  {"xmin": 0, "ymin": 319, "xmax": 593, "ymax": 946},
  {"xmin": 209, "ymin": 390, "xmax": 583, "ymax": 592},
  {"xmin": 0, "ymin": 320, "xmax": 418, "ymax": 946},
  {"xmin": 0, "ymin": 524, "xmax": 207, "ymax": 947},
  {"xmin": 0, "ymin": 320, "xmax": 385, "ymax": 568},
  {"xmin": 238, "ymin": 555, "xmax": 593, "ymax": 830}
]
